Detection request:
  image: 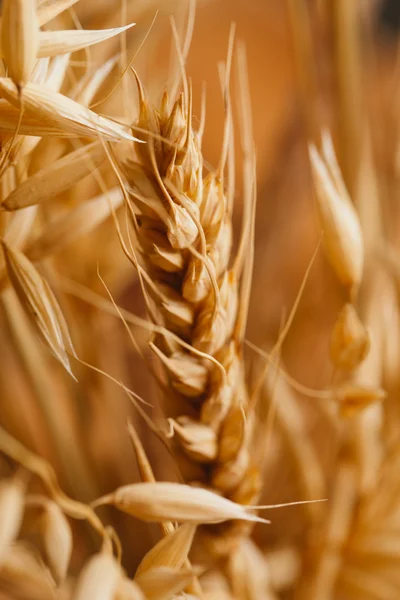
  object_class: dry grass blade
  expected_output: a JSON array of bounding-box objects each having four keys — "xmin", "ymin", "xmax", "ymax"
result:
[
  {"xmin": 0, "ymin": 100, "xmax": 70, "ymax": 137},
  {"xmin": 37, "ymin": 0, "xmax": 80, "ymax": 27},
  {"xmin": 1, "ymin": 0, "xmax": 39, "ymax": 88},
  {"xmin": 309, "ymin": 132, "xmax": 364, "ymax": 292},
  {"xmin": 92, "ymin": 482, "xmax": 269, "ymax": 524},
  {"xmin": 136, "ymin": 523, "xmax": 196, "ymax": 576},
  {"xmin": 37, "ymin": 24, "xmax": 136, "ymax": 58},
  {"xmin": 2, "ymin": 241, "xmax": 76, "ymax": 376},
  {"xmin": 0, "ymin": 79, "xmax": 140, "ymax": 142},
  {"xmin": 72, "ymin": 552, "xmax": 120, "ymax": 600},
  {"xmin": 134, "ymin": 567, "xmax": 196, "ymax": 600},
  {"xmin": 2, "ymin": 142, "xmax": 106, "ymax": 211},
  {"xmin": 0, "ymin": 474, "xmax": 26, "ymax": 564}
]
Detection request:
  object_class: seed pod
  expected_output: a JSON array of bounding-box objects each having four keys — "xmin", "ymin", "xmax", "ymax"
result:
[
  {"xmin": 136, "ymin": 523, "xmax": 196, "ymax": 576},
  {"xmin": 330, "ymin": 303, "xmax": 370, "ymax": 371},
  {"xmin": 1, "ymin": 0, "xmax": 39, "ymax": 88},
  {"xmin": 92, "ymin": 482, "xmax": 268, "ymax": 525},
  {"xmin": 309, "ymin": 134, "xmax": 364, "ymax": 290},
  {"xmin": 0, "ymin": 474, "xmax": 25, "ymax": 564},
  {"xmin": 72, "ymin": 552, "xmax": 120, "ymax": 600},
  {"xmin": 334, "ymin": 383, "xmax": 386, "ymax": 418}
]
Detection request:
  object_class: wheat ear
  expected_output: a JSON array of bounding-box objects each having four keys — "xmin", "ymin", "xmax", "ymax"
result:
[{"xmin": 115, "ymin": 33, "xmax": 262, "ymax": 565}]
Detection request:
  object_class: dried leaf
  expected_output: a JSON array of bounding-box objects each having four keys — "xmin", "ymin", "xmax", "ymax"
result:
[
  {"xmin": 3, "ymin": 142, "xmax": 106, "ymax": 211},
  {"xmin": 136, "ymin": 524, "xmax": 196, "ymax": 576},
  {"xmin": 2, "ymin": 242, "xmax": 76, "ymax": 376},
  {"xmin": 92, "ymin": 482, "xmax": 269, "ymax": 525}
]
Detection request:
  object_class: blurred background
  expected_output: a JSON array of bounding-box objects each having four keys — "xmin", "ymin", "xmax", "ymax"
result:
[{"xmin": 2, "ymin": 0, "xmax": 400, "ymax": 598}]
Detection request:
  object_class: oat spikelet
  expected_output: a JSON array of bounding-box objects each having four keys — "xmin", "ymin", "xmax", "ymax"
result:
[
  {"xmin": 136, "ymin": 523, "xmax": 197, "ymax": 575},
  {"xmin": 334, "ymin": 383, "xmax": 386, "ymax": 418},
  {"xmin": 309, "ymin": 132, "xmax": 364, "ymax": 291},
  {"xmin": 2, "ymin": 141, "xmax": 106, "ymax": 211},
  {"xmin": 0, "ymin": 78, "xmax": 140, "ymax": 142},
  {"xmin": 92, "ymin": 482, "xmax": 268, "ymax": 525},
  {"xmin": 117, "ymin": 578, "xmax": 146, "ymax": 600},
  {"xmin": 134, "ymin": 567, "xmax": 196, "ymax": 600},
  {"xmin": 40, "ymin": 500, "xmax": 72, "ymax": 585},
  {"xmin": 72, "ymin": 552, "xmax": 120, "ymax": 600},
  {"xmin": 1, "ymin": 0, "xmax": 39, "ymax": 88},
  {"xmin": 330, "ymin": 303, "xmax": 370, "ymax": 371},
  {"xmin": 2, "ymin": 241, "xmax": 76, "ymax": 376}
]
